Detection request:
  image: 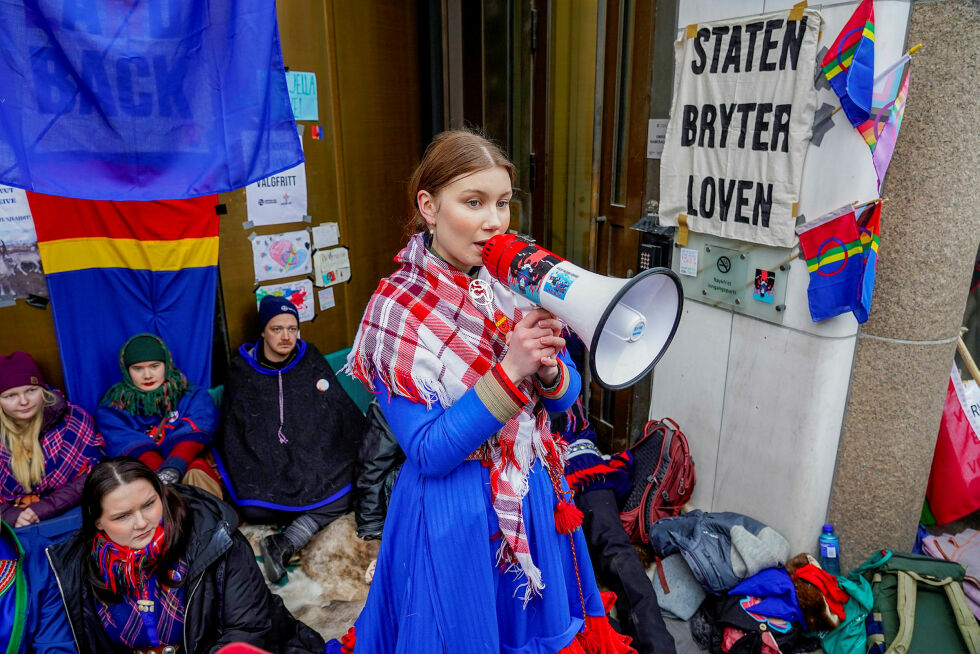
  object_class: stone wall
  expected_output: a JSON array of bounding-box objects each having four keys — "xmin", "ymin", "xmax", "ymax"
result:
[{"xmin": 829, "ymin": 0, "xmax": 980, "ymax": 570}]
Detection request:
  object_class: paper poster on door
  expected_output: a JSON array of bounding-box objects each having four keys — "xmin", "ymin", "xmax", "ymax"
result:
[
  {"xmin": 255, "ymin": 279, "xmax": 315, "ymax": 322},
  {"xmin": 317, "ymin": 287, "xmax": 335, "ymax": 311},
  {"xmin": 285, "ymin": 71, "xmax": 318, "ymax": 121},
  {"xmin": 0, "ymin": 184, "xmax": 46, "ymax": 299},
  {"xmin": 311, "ymin": 222, "xmax": 340, "ymax": 249},
  {"xmin": 245, "ymin": 125, "xmax": 308, "ymax": 226},
  {"xmin": 252, "ymin": 230, "xmax": 312, "ymax": 282},
  {"xmin": 314, "ymin": 247, "xmax": 351, "ymax": 287}
]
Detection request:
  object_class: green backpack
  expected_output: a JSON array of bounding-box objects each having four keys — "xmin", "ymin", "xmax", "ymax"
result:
[{"xmin": 854, "ymin": 550, "xmax": 980, "ymax": 654}]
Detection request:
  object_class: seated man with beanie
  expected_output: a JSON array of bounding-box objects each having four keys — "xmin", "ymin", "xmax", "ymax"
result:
[{"xmin": 215, "ymin": 295, "xmax": 366, "ymax": 582}]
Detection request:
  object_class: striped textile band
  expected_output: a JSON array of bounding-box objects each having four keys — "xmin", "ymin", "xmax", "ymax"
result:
[{"xmin": 0, "ymin": 560, "xmax": 15, "ymax": 598}]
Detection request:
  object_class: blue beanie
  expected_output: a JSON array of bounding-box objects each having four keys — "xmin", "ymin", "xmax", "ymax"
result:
[{"xmin": 258, "ymin": 295, "xmax": 300, "ymax": 331}]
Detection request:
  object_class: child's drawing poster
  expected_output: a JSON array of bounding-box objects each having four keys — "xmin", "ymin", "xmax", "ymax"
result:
[
  {"xmin": 255, "ymin": 279, "xmax": 315, "ymax": 322},
  {"xmin": 251, "ymin": 230, "xmax": 312, "ymax": 282}
]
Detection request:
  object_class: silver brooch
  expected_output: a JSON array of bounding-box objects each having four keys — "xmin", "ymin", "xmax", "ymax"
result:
[{"xmin": 468, "ymin": 279, "xmax": 494, "ymax": 307}]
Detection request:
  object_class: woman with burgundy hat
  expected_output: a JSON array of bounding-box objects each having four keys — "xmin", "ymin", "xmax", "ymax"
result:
[
  {"xmin": 97, "ymin": 334, "xmax": 221, "ymax": 497},
  {"xmin": 0, "ymin": 350, "xmax": 104, "ymax": 533}
]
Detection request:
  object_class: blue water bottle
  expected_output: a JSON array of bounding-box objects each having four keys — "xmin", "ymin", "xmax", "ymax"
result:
[{"xmin": 818, "ymin": 524, "xmax": 841, "ymax": 575}]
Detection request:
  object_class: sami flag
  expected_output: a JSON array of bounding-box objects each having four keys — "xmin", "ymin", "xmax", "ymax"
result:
[
  {"xmin": 28, "ymin": 193, "xmax": 218, "ymax": 414},
  {"xmin": 821, "ymin": 0, "xmax": 875, "ymax": 127},
  {"xmin": 852, "ymin": 200, "xmax": 882, "ymax": 323},
  {"xmin": 0, "ymin": 1, "xmax": 301, "ymax": 201},
  {"xmin": 796, "ymin": 206, "xmax": 865, "ymax": 322},
  {"xmin": 858, "ymin": 55, "xmax": 911, "ymax": 190}
]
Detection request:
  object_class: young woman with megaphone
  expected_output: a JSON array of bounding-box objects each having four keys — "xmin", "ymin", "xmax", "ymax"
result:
[{"xmin": 342, "ymin": 130, "xmax": 635, "ymax": 653}]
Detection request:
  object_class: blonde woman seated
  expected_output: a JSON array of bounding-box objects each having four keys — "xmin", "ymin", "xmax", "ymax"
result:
[{"xmin": 0, "ymin": 351, "xmax": 104, "ymax": 535}]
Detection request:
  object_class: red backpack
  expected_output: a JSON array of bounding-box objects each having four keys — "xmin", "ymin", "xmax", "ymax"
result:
[{"xmin": 619, "ymin": 417, "xmax": 695, "ymax": 543}]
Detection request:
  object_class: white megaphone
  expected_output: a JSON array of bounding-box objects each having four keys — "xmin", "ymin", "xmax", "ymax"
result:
[{"xmin": 482, "ymin": 234, "xmax": 683, "ymax": 390}]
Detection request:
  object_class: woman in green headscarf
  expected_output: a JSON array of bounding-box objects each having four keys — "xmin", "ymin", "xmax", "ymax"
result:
[{"xmin": 97, "ymin": 334, "xmax": 221, "ymax": 495}]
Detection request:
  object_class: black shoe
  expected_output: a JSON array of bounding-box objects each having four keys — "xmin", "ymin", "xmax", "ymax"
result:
[{"xmin": 260, "ymin": 533, "xmax": 294, "ymax": 583}]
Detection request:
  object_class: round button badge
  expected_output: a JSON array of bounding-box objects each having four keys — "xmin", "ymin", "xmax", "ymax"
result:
[{"xmin": 316, "ymin": 379, "xmax": 329, "ymax": 392}]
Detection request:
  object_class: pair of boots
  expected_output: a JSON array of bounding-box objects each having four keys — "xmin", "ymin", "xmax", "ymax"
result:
[{"xmin": 260, "ymin": 532, "xmax": 296, "ymax": 583}]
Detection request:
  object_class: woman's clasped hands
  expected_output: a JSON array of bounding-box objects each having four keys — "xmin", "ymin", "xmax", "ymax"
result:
[{"xmin": 500, "ymin": 308, "xmax": 565, "ymax": 385}]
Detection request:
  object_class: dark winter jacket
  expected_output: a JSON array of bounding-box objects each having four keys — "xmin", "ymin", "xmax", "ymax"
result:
[
  {"xmin": 215, "ymin": 340, "xmax": 365, "ymax": 510},
  {"xmin": 45, "ymin": 486, "xmax": 324, "ymax": 654},
  {"xmin": 354, "ymin": 399, "xmax": 404, "ymax": 539}
]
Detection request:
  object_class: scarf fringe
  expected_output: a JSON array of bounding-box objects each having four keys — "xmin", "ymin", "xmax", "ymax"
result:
[
  {"xmin": 496, "ymin": 536, "xmax": 545, "ymax": 606},
  {"xmin": 344, "ymin": 353, "xmax": 450, "ymax": 410}
]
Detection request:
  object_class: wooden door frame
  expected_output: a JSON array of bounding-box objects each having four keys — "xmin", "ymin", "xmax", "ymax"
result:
[
  {"xmin": 589, "ymin": 0, "xmax": 657, "ymax": 452},
  {"xmin": 529, "ymin": 0, "xmax": 550, "ymax": 247}
]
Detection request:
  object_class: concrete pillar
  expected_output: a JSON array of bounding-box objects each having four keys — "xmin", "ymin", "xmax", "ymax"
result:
[{"xmin": 828, "ymin": 0, "xmax": 980, "ymax": 570}]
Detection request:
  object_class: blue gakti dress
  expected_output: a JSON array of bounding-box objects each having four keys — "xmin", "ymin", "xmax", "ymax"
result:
[{"xmin": 352, "ymin": 352, "xmax": 607, "ymax": 653}]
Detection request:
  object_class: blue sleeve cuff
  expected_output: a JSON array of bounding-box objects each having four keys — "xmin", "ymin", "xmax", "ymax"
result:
[{"xmin": 160, "ymin": 456, "xmax": 188, "ymax": 477}]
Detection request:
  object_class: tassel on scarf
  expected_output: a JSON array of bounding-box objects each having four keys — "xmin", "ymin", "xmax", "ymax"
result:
[
  {"xmin": 554, "ymin": 498, "xmax": 584, "ymax": 534},
  {"xmin": 340, "ymin": 626, "xmax": 356, "ymax": 653},
  {"xmin": 556, "ymin": 592, "xmax": 638, "ymax": 654}
]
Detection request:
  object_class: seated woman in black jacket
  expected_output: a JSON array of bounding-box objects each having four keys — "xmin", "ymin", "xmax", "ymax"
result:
[{"xmin": 46, "ymin": 457, "xmax": 324, "ymax": 654}]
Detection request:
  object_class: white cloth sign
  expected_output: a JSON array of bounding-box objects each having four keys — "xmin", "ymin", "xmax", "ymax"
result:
[
  {"xmin": 660, "ymin": 9, "xmax": 822, "ymax": 247},
  {"xmin": 245, "ymin": 126, "xmax": 308, "ymax": 226}
]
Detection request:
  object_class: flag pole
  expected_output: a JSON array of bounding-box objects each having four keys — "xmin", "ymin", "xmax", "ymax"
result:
[
  {"xmin": 957, "ymin": 332, "xmax": 980, "ymax": 388},
  {"xmin": 907, "ymin": 43, "xmax": 923, "ymax": 56}
]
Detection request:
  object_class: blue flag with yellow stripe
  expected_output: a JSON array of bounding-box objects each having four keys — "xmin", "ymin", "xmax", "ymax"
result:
[{"xmin": 29, "ymin": 193, "xmax": 218, "ymax": 413}]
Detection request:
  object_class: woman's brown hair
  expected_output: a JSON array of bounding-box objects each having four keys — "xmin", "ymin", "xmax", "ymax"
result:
[
  {"xmin": 81, "ymin": 457, "xmax": 188, "ymax": 603},
  {"xmin": 407, "ymin": 129, "xmax": 516, "ymax": 235}
]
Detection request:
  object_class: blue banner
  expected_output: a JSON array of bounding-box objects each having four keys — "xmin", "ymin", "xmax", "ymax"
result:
[
  {"xmin": 0, "ymin": 0, "xmax": 301, "ymax": 200},
  {"xmin": 45, "ymin": 267, "xmax": 216, "ymax": 414}
]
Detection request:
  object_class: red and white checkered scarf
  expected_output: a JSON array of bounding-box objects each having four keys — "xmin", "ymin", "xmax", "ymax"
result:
[{"xmin": 347, "ymin": 233, "xmax": 564, "ymax": 601}]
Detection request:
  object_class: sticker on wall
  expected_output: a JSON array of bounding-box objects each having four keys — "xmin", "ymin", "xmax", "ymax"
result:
[
  {"xmin": 313, "ymin": 247, "xmax": 351, "ymax": 288},
  {"xmin": 256, "ymin": 279, "xmax": 315, "ymax": 322},
  {"xmin": 252, "ymin": 230, "xmax": 312, "ymax": 282},
  {"xmin": 679, "ymin": 248, "xmax": 698, "ymax": 277},
  {"xmin": 753, "ymin": 269, "xmax": 776, "ymax": 304}
]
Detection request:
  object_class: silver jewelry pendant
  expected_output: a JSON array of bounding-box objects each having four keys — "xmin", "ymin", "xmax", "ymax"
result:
[{"xmin": 468, "ymin": 278, "xmax": 494, "ymax": 307}]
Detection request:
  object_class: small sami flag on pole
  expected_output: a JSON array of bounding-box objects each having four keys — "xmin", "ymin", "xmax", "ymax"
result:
[
  {"xmin": 821, "ymin": 0, "xmax": 876, "ymax": 127},
  {"xmin": 796, "ymin": 206, "xmax": 865, "ymax": 322},
  {"xmin": 858, "ymin": 55, "xmax": 911, "ymax": 190}
]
